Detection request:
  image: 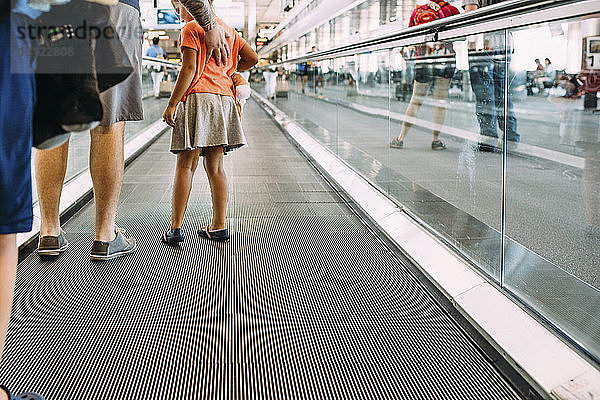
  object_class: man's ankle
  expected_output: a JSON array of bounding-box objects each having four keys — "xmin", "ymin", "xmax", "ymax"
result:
[
  {"xmin": 40, "ymin": 224, "xmax": 61, "ymax": 237},
  {"xmin": 95, "ymin": 232, "xmax": 117, "ymax": 242}
]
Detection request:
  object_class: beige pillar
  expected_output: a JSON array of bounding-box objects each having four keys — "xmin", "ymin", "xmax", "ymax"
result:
[{"xmin": 248, "ymin": 0, "xmax": 257, "ymax": 49}]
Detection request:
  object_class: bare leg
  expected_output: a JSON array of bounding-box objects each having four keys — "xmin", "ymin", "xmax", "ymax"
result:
[
  {"xmin": 0, "ymin": 234, "xmax": 17, "ymax": 367},
  {"xmin": 90, "ymin": 122, "xmax": 125, "ymax": 242},
  {"xmin": 170, "ymin": 149, "xmax": 201, "ymax": 229},
  {"xmin": 203, "ymin": 147, "xmax": 227, "ymax": 230},
  {"xmin": 431, "ymin": 77, "xmax": 451, "ymax": 142},
  {"xmin": 397, "ymin": 81, "xmax": 429, "ymax": 142},
  {"xmin": 151, "ymin": 71, "xmax": 162, "ymax": 98},
  {"xmin": 34, "ymin": 140, "xmax": 70, "ymax": 237}
]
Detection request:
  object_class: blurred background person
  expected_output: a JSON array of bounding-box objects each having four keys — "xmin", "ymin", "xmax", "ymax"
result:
[
  {"xmin": 535, "ymin": 57, "xmax": 555, "ymax": 95},
  {"xmin": 464, "ymin": 0, "xmax": 520, "ymax": 152},
  {"xmin": 146, "ymin": 37, "xmax": 166, "ymax": 98},
  {"xmin": 390, "ymin": 0, "xmax": 460, "ymax": 151}
]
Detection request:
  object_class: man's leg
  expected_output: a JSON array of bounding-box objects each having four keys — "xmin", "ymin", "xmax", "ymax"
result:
[
  {"xmin": 34, "ymin": 140, "xmax": 70, "ymax": 237},
  {"xmin": 493, "ymin": 59, "xmax": 520, "ymax": 142},
  {"xmin": 151, "ymin": 71, "xmax": 162, "ymax": 98},
  {"xmin": 469, "ymin": 58, "xmax": 498, "ymax": 139},
  {"xmin": 90, "ymin": 121, "xmax": 125, "ymax": 242},
  {"xmin": 431, "ymin": 77, "xmax": 451, "ymax": 142},
  {"xmin": 88, "ymin": 2, "xmax": 141, "ymax": 259},
  {"xmin": 396, "ymin": 80, "xmax": 430, "ymax": 142}
]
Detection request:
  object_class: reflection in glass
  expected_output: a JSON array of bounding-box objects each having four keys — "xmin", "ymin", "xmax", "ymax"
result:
[
  {"xmin": 390, "ymin": 41, "xmax": 455, "ymax": 150},
  {"xmin": 506, "ymin": 15, "xmax": 600, "ymax": 360},
  {"xmin": 468, "ymin": 31, "xmax": 519, "ymax": 151},
  {"xmin": 254, "ymin": 8, "xmax": 600, "ymax": 362}
]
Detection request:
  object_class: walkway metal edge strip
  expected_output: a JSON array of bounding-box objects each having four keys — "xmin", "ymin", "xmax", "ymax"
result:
[
  {"xmin": 251, "ymin": 89, "xmax": 600, "ymax": 400},
  {"xmin": 17, "ymin": 119, "xmax": 170, "ymax": 253}
]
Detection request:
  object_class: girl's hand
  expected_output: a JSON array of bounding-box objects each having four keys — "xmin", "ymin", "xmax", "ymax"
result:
[{"xmin": 163, "ymin": 104, "xmax": 177, "ymax": 127}]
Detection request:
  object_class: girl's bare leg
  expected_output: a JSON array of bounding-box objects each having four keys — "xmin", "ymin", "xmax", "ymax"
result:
[
  {"xmin": 171, "ymin": 148, "xmax": 201, "ymax": 229},
  {"xmin": 203, "ymin": 146, "xmax": 228, "ymax": 230},
  {"xmin": 397, "ymin": 81, "xmax": 429, "ymax": 142},
  {"xmin": 431, "ymin": 77, "xmax": 451, "ymax": 142}
]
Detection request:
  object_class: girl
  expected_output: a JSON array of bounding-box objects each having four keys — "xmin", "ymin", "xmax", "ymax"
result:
[
  {"xmin": 162, "ymin": 0, "xmax": 258, "ymax": 244},
  {"xmin": 389, "ymin": 0, "xmax": 459, "ymax": 151}
]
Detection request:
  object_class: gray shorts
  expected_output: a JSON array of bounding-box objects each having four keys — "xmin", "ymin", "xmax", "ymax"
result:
[{"xmin": 99, "ymin": 2, "xmax": 144, "ymax": 126}]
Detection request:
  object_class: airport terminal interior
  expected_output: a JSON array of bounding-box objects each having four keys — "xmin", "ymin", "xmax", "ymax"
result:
[{"xmin": 2, "ymin": 0, "xmax": 600, "ymax": 399}]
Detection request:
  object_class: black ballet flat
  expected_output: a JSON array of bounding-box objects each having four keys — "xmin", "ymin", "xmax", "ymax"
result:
[{"xmin": 161, "ymin": 228, "xmax": 184, "ymax": 246}]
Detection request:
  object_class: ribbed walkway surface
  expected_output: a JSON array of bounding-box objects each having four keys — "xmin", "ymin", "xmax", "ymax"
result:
[{"xmin": 1, "ymin": 100, "xmax": 521, "ymax": 399}]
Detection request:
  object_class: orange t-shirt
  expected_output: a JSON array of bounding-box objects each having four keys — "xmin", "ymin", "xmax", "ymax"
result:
[{"xmin": 179, "ymin": 19, "xmax": 246, "ymax": 102}]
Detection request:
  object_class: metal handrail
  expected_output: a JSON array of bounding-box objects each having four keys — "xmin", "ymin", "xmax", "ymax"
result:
[
  {"xmin": 261, "ymin": 0, "xmax": 600, "ymax": 66},
  {"xmin": 142, "ymin": 56, "xmax": 181, "ymax": 69}
]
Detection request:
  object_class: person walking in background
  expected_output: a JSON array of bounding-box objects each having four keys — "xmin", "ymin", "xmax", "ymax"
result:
[
  {"xmin": 307, "ymin": 45, "xmax": 323, "ymax": 95},
  {"xmin": 297, "ymin": 61, "xmax": 308, "ymax": 93},
  {"xmin": 544, "ymin": 58, "xmax": 555, "ymax": 80},
  {"xmin": 161, "ymin": 0, "xmax": 258, "ymax": 244},
  {"xmin": 390, "ymin": 0, "xmax": 460, "ymax": 151},
  {"xmin": 146, "ymin": 37, "xmax": 166, "ymax": 98},
  {"xmin": 262, "ymin": 68, "xmax": 278, "ymax": 100},
  {"xmin": 464, "ymin": 0, "xmax": 520, "ymax": 152},
  {"xmin": 533, "ymin": 58, "xmax": 545, "ymax": 94}
]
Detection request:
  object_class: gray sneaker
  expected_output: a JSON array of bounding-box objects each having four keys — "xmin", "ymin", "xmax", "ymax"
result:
[
  {"xmin": 38, "ymin": 228, "xmax": 68, "ymax": 256},
  {"xmin": 1, "ymin": 385, "xmax": 45, "ymax": 400},
  {"xmin": 390, "ymin": 137, "xmax": 404, "ymax": 149},
  {"xmin": 90, "ymin": 227, "xmax": 137, "ymax": 261},
  {"xmin": 431, "ymin": 140, "xmax": 447, "ymax": 150}
]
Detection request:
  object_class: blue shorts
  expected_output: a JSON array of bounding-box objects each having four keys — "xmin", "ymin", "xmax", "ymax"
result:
[{"xmin": 0, "ymin": 13, "xmax": 36, "ymax": 234}]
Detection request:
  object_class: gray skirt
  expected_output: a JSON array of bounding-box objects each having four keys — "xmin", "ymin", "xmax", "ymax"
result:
[
  {"xmin": 170, "ymin": 93, "xmax": 246, "ymax": 155},
  {"xmin": 99, "ymin": 2, "xmax": 144, "ymax": 126}
]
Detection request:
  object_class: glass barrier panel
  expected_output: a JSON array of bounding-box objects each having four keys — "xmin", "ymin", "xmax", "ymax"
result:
[
  {"xmin": 387, "ymin": 36, "xmax": 505, "ymax": 280},
  {"xmin": 262, "ymin": 0, "xmax": 600, "ymax": 364},
  {"xmin": 344, "ymin": 51, "xmax": 392, "ymax": 190},
  {"xmin": 261, "ymin": 39, "xmax": 505, "ymax": 280},
  {"xmin": 252, "ymin": 61, "xmax": 339, "ymax": 154},
  {"xmin": 506, "ymin": 14, "xmax": 600, "ymax": 361},
  {"xmin": 142, "ymin": 62, "xmax": 153, "ymax": 99}
]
